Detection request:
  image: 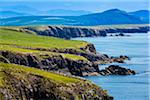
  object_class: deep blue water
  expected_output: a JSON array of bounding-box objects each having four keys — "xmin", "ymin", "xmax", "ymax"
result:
[{"xmin": 73, "ymin": 33, "xmax": 150, "ymax": 100}]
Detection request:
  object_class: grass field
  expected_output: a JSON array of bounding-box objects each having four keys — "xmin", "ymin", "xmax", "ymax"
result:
[
  {"xmin": 0, "ymin": 26, "xmax": 111, "ymax": 99},
  {"xmin": 0, "ymin": 28, "xmax": 87, "ymax": 49},
  {"xmin": 0, "ymin": 62, "xmax": 81, "ymax": 87},
  {"xmin": 0, "ymin": 27, "xmax": 89, "ymax": 61},
  {"xmin": 0, "ymin": 27, "xmax": 91, "ymax": 96}
]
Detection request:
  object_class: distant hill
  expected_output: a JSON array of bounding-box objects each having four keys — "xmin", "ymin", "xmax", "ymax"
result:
[
  {"xmin": 0, "ymin": 11, "xmax": 30, "ymax": 18},
  {"xmin": 45, "ymin": 9, "xmax": 92, "ymax": 16},
  {"xmin": 75, "ymin": 9, "xmax": 144, "ymax": 25},
  {"xmin": 0, "ymin": 16, "xmax": 75, "ymax": 26},
  {"xmin": 129, "ymin": 10, "xmax": 150, "ymax": 23},
  {"xmin": 1, "ymin": 5, "xmax": 39, "ymax": 15},
  {"xmin": 0, "ymin": 9, "xmax": 149, "ymax": 26}
]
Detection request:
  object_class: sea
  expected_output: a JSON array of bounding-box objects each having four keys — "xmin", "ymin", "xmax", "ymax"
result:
[{"xmin": 73, "ymin": 33, "xmax": 150, "ymax": 100}]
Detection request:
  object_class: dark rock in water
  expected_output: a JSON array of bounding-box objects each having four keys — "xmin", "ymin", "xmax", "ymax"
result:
[
  {"xmin": 119, "ymin": 55, "xmax": 130, "ymax": 60},
  {"xmin": 111, "ymin": 55, "xmax": 130, "ymax": 63},
  {"xmin": 99, "ymin": 65, "xmax": 136, "ymax": 75},
  {"xmin": 118, "ymin": 33, "xmax": 124, "ymax": 36},
  {"xmin": 118, "ymin": 33, "xmax": 131, "ymax": 37},
  {"xmin": 110, "ymin": 34, "xmax": 113, "ymax": 36},
  {"xmin": 109, "ymin": 33, "xmax": 131, "ymax": 37}
]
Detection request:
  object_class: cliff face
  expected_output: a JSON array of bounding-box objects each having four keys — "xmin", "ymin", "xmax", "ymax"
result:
[
  {"xmin": 24, "ymin": 26, "xmax": 107, "ymax": 39},
  {"xmin": 0, "ymin": 46, "xmax": 109, "ymax": 76},
  {"xmin": 1, "ymin": 27, "xmax": 112, "ymax": 76},
  {"xmin": 0, "ymin": 63, "xmax": 113, "ymax": 100},
  {"xmin": 0, "ymin": 47, "xmax": 129, "ymax": 77},
  {"xmin": 23, "ymin": 25, "xmax": 150, "ymax": 39},
  {"xmin": 0, "ymin": 27, "xmax": 114, "ymax": 99},
  {"xmin": 0, "ymin": 27, "xmax": 131, "ymax": 77}
]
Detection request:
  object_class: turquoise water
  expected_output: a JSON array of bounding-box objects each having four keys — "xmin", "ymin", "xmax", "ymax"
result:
[{"xmin": 73, "ymin": 34, "xmax": 150, "ymax": 100}]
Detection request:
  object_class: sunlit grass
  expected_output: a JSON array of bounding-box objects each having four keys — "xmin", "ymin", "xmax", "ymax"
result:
[
  {"xmin": 0, "ymin": 27, "xmax": 89, "ymax": 61},
  {"xmin": 0, "ymin": 44, "xmax": 88, "ymax": 61},
  {"xmin": 0, "ymin": 62, "xmax": 81, "ymax": 87},
  {"xmin": 61, "ymin": 53, "xmax": 88, "ymax": 61},
  {"xmin": 0, "ymin": 27, "xmax": 89, "ymax": 87},
  {"xmin": 0, "ymin": 28, "xmax": 88, "ymax": 50}
]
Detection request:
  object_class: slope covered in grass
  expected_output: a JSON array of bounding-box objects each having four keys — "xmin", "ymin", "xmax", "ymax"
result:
[
  {"xmin": 0, "ymin": 62, "xmax": 112, "ymax": 100},
  {"xmin": 0, "ymin": 27, "xmax": 87, "ymax": 50},
  {"xmin": 0, "ymin": 27, "xmax": 113, "ymax": 99},
  {"xmin": 0, "ymin": 62, "xmax": 80, "ymax": 87},
  {"xmin": 0, "ymin": 27, "xmax": 105, "ymax": 77},
  {"xmin": 0, "ymin": 27, "xmax": 90, "ymax": 61}
]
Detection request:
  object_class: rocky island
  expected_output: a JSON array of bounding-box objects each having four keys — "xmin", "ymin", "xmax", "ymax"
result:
[{"xmin": 99, "ymin": 65, "xmax": 136, "ymax": 76}]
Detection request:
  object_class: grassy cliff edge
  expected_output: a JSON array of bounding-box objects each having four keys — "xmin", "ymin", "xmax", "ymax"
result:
[
  {"xmin": 0, "ymin": 62, "xmax": 113, "ymax": 100},
  {"xmin": 0, "ymin": 27, "xmax": 113, "ymax": 99}
]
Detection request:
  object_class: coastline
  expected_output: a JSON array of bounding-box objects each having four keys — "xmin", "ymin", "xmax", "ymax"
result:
[
  {"xmin": 1, "ymin": 24, "xmax": 149, "ymax": 39},
  {"xmin": 0, "ymin": 26, "xmax": 147, "ymax": 100},
  {"xmin": 74, "ymin": 33, "xmax": 149, "ymax": 100},
  {"xmin": 0, "ymin": 27, "xmax": 115, "ymax": 99}
]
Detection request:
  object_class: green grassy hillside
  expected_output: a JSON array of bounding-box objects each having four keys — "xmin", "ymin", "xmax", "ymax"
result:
[
  {"xmin": 0, "ymin": 27, "xmax": 89, "ymax": 61},
  {"xmin": 0, "ymin": 62, "xmax": 111, "ymax": 100},
  {"xmin": 0, "ymin": 27, "xmax": 87, "ymax": 49},
  {"xmin": 0, "ymin": 62, "xmax": 80, "ymax": 87},
  {"xmin": 0, "ymin": 27, "xmax": 113, "ymax": 99}
]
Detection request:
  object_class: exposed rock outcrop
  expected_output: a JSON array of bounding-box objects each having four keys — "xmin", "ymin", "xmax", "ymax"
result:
[
  {"xmin": 99, "ymin": 65, "xmax": 136, "ymax": 75},
  {"xmin": 110, "ymin": 55, "xmax": 130, "ymax": 63},
  {"xmin": 22, "ymin": 25, "xmax": 149, "ymax": 39},
  {"xmin": 0, "ymin": 51, "xmax": 101, "ymax": 76},
  {"xmin": 0, "ymin": 43, "xmax": 131, "ymax": 77},
  {"xmin": 27, "ymin": 47, "xmax": 110, "ymax": 63},
  {"xmin": 0, "ymin": 63, "xmax": 113, "ymax": 100},
  {"xmin": 24, "ymin": 26, "xmax": 107, "ymax": 39},
  {"xmin": 109, "ymin": 33, "xmax": 131, "ymax": 37},
  {"xmin": 0, "ymin": 49, "xmax": 130, "ymax": 77}
]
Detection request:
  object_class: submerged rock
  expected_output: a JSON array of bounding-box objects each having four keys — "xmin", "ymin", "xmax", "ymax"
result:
[
  {"xmin": 109, "ymin": 33, "xmax": 131, "ymax": 37},
  {"xmin": 111, "ymin": 55, "xmax": 130, "ymax": 63},
  {"xmin": 99, "ymin": 65, "xmax": 136, "ymax": 75}
]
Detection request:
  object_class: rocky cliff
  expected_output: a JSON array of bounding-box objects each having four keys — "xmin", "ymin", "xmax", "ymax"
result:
[
  {"xmin": 0, "ymin": 27, "xmax": 116, "ymax": 100},
  {"xmin": 0, "ymin": 27, "xmax": 133, "ymax": 77},
  {"xmin": 0, "ymin": 50, "xmax": 100, "ymax": 76},
  {"xmin": 21, "ymin": 25, "xmax": 150, "ymax": 39},
  {"xmin": 99, "ymin": 65, "xmax": 136, "ymax": 75},
  {"xmin": 0, "ymin": 45, "xmax": 129, "ymax": 77},
  {"xmin": 0, "ymin": 63, "xmax": 113, "ymax": 100}
]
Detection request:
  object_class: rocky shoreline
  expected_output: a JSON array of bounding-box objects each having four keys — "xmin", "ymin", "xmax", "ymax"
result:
[
  {"xmin": 0, "ymin": 43, "xmax": 135, "ymax": 77},
  {"xmin": 108, "ymin": 33, "xmax": 131, "ymax": 37},
  {"xmin": 99, "ymin": 65, "xmax": 136, "ymax": 76},
  {"xmin": 0, "ymin": 26, "xmax": 139, "ymax": 100},
  {"xmin": 0, "ymin": 27, "xmax": 137, "ymax": 77},
  {"xmin": 6, "ymin": 25, "xmax": 150, "ymax": 39}
]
